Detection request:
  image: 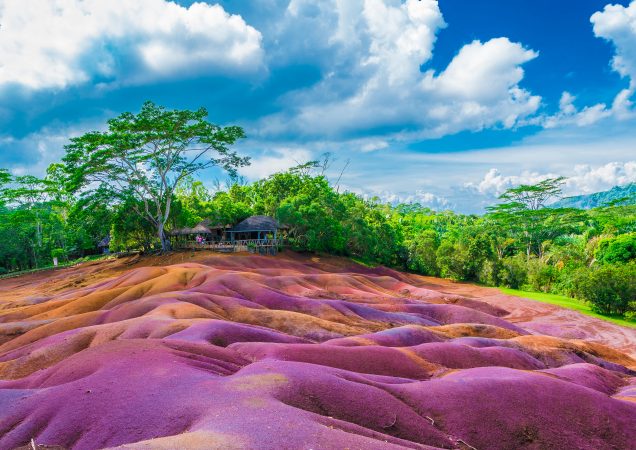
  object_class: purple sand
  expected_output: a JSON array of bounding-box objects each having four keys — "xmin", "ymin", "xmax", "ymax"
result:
[{"xmin": 0, "ymin": 255, "xmax": 635, "ymax": 449}]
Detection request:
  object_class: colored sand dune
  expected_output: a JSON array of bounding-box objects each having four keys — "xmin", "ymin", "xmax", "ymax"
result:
[{"xmin": 0, "ymin": 253, "xmax": 635, "ymax": 449}]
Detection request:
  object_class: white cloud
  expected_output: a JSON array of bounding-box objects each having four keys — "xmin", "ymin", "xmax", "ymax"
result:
[
  {"xmin": 610, "ymin": 87, "xmax": 636, "ymax": 119},
  {"xmin": 354, "ymin": 188, "xmax": 451, "ymax": 210},
  {"xmin": 538, "ymin": 88, "xmax": 633, "ymax": 129},
  {"xmin": 466, "ymin": 162, "xmax": 636, "ymax": 200},
  {"xmin": 424, "ymin": 39, "xmax": 536, "ymax": 103},
  {"xmin": 397, "ymin": 190, "xmax": 451, "ymax": 210},
  {"xmin": 361, "ymin": 0, "xmax": 445, "ymax": 86},
  {"xmin": 258, "ymin": 0, "xmax": 540, "ymax": 139},
  {"xmin": 568, "ymin": 161, "xmax": 636, "ymax": 193},
  {"xmin": 464, "ymin": 168, "xmax": 558, "ymax": 197},
  {"xmin": 592, "ymin": 1, "xmax": 636, "ymax": 87},
  {"xmin": 0, "ymin": 0, "xmax": 264, "ymax": 90},
  {"xmin": 533, "ymin": 1, "xmax": 636, "ymax": 129},
  {"xmin": 559, "ymin": 91, "xmax": 577, "ymax": 115},
  {"xmin": 360, "ymin": 140, "xmax": 389, "ymax": 152},
  {"xmin": 238, "ymin": 147, "xmax": 313, "ymax": 180},
  {"xmin": 421, "ymin": 38, "xmax": 540, "ymax": 132}
]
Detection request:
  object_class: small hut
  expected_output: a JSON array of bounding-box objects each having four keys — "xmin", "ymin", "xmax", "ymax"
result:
[
  {"xmin": 169, "ymin": 215, "xmax": 285, "ymax": 254},
  {"xmin": 227, "ymin": 215, "xmax": 286, "ymax": 242},
  {"xmin": 169, "ymin": 219, "xmax": 230, "ymax": 247}
]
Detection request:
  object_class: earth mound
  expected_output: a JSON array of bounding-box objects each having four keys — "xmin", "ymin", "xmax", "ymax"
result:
[{"xmin": 0, "ymin": 252, "xmax": 634, "ymax": 449}]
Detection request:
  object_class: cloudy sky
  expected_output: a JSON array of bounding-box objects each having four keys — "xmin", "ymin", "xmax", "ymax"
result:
[{"xmin": 1, "ymin": 0, "xmax": 635, "ymax": 212}]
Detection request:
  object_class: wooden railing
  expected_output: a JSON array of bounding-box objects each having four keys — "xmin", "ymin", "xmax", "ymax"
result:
[{"xmin": 176, "ymin": 239, "xmax": 282, "ymax": 253}]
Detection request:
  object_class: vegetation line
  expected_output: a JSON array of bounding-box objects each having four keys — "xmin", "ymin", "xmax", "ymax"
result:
[
  {"xmin": 499, "ymin": 287, "xmax": 636, "ymax": 329},
  {"xmin": 0, "ymin": 255, "xmax": 109, "ymax": 280},
  {"xmin": 1, "ymin": 102, "xmax": 634, "ymax": 323}
]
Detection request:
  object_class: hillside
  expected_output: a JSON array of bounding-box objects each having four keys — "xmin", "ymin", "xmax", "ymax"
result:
[
  {"xmin": 552, "ymin": 182, "xmax": 636, "ymax": 209},
  {"xmin": 0, "ymin": 252, "xmax": 635, "ymax": 449}
]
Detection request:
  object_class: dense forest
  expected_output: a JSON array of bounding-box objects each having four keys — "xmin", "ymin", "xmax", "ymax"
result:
[{"xmin": 0, "ymin": 103, "xmax": 634, "ymax": 320}]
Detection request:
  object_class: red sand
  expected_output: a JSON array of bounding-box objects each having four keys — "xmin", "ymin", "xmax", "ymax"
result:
[{"xmin": 0, "ymin": 252, "xmax": 634, "ymax": 449}]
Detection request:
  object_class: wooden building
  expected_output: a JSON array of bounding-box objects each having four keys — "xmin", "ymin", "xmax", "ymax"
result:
[
  {"xmin": 170, "ymin": 215, "xmax": 286, "ymax": 255},
  {"xmin": 169, "ymin": 219, "xmax": 230, "ymax": 247},
  {"xmin": 227, "ymin": 215, "xmax": 284, "ymax": 241}
]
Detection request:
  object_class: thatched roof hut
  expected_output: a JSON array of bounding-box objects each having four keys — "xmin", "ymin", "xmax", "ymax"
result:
[
  {"xmin": 229, "ymin": 215, "xmax": 286, "ymax": 233},
  {"xmin": 227, "ymin": 215, "xmax": 287, "ymax": 241},
  {"xmin": 170, "ymin": 219, "xmax": 229, "ymax": 236}
]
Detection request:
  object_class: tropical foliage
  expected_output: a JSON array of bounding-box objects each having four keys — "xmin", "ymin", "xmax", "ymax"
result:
[{"xmin": 0, "ymin": 103, "xmax": 634, "ymax": 320}]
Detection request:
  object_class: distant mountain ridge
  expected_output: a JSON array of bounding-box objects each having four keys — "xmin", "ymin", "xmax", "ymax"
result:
[{"xmin": 552, "ymin": 183, "xmax": 636, "ymax": 209}]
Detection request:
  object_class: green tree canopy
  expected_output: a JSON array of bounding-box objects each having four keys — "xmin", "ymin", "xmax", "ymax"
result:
[
  {"xmin": 595, "ymin": 233, "xmax": 636, "ymax": 265},
  {"xmin": 496, "ymin": 177, "xmax": 567, "ymax": 211},
  {"xmin": 486, "ymin": 177, "xmax": 584, "ymax": 257},
  {"xmin": 62, "ymin": 101, "xmax": 249, "ymax": 251}
]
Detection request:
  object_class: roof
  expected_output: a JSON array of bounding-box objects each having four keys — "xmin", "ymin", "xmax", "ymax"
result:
[
  {"xmin": 191, "ymin": 223, "xmax": 213, "ymax": 234},
  {"xmin": 199, "ymin": 218, "xmax": 230, "ymax": 230},
  {"xmin": 229, "ymin": 215, "xmax": 286, "ymax": 232},
  {"xmin": 170, "ymin": 219, "xmax": 230, "ymax": 236}
]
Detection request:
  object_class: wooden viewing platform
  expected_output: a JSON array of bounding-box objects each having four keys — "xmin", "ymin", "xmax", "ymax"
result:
[
  {"xmin": 170, "ymin": 216, "xmax": 287, "ymax": 256},
  {"xmin": 177, "ymin": 238, "xmax": 282, "ymax": 255}
]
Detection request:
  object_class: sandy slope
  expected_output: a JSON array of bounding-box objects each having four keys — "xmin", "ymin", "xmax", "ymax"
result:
[{"xmin": 0, "ymin": 252, "xmax": 634, "ymax": 450}]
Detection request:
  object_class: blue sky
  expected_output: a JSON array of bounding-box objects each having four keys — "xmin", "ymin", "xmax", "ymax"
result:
[{"xmin": 1, "ymin": 0, "xmax": 635, "ymax": 212}]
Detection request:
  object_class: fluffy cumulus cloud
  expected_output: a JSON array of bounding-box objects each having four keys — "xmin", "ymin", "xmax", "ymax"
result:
[
  {"xmin": 351, "ymin": 188, "xmax": 451, "ymax": 210},
  {"xmin": 238, "ymin": 147, "xmax": 313, "ymax": 180},
  {"xmin": 0, "ymin": 0, "xmax": 264, "ymax": 91},
  {"xmin": 259, "ymin": 0, "xmax": 541, "ymax": 139},
  {"xmin": 467, "ymin": 162, "xmax": 636, "ymax": 200},
  {"xmin": 538, "ymin": 89, "xmax": 632, "ymax": 128},
  {"xmin": 537, "ymin": 1, "xmax": 636, "ymax": 129},
  {"xmin": 464, "ymin": 168, "xmax": 558, "ymax": 198},
  {"xmin": 421, "ymin": 38, "xmax": 540, "ymax": 133},
  {"xmin": 568, "ymin": 161, "xmax": 636, "ymax": 193},
  {"xmin": 0, "ymin": 123, "xmax": 95, "ymax": 175},
  {"xmin": 592, "ymin": 1, "xmax": 636, "ymax": 87}
]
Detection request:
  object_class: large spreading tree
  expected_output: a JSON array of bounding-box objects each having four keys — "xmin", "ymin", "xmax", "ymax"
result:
[
  {"xmin": 487, "ymin": 177, "xmax": 584, "ymax": 257},
  {"xmin": 63, "ymin": 101, "xmax": 249, "ymax": 252},
  {"xmin": 497, "ymin": 177, "xmax": 567, "ymax": 211}
]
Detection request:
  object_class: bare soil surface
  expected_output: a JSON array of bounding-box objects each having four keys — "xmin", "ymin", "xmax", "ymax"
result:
[
  {"xmin": 405, "ymin": 274, "xmax": 636, "ymax": 356},
  {"xmin": 1, "ymin": 252, "xmax": 634, "ymax": 355},
  {"xmin": 0, "ymin": 251, "xmax": 634, "ymax": 450}
]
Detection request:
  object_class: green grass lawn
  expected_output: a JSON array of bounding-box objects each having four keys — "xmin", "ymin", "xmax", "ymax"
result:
[{"xmin": 499, "ymin": 287, "xmax": 636, "ymax": 329}]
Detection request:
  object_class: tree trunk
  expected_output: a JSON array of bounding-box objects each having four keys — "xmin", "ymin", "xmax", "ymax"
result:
[
  {"xmin": 158, "ymin": 225, "xmax": 171, "ymax": 253},
  {"xmin": 31, "ymin": 244, "xmax": 38, "ymax": 269},
  {"xmin": 159, "ymin": 195, "xmax": 173, "ymax": 253}
]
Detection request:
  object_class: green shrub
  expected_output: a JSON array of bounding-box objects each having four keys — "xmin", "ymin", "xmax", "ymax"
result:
[
  {"xmin": 477, "ymin": 259, "xmax": 500, "ymax": 286},
  {"xmin": 551, "ymin": 263, "xmax": 586, "ymax": 298},
  {"xmin": 574, "ymin": 263, "xmax": 636, "ymax": 316},
  {"xmin": 500, "ymin": 255, "xmax": 528, "ymax": 289},
  {"xmin": 51, "ymin": 248, "xmax": 67, "ymax": 261},
  {"xmin": 594, "ymin": 233, "xmax": 636, "ymax": 264},
  {"xmin": 406, "ymin": 229, "xmax": 439, "ymax": 276},
  {"xmin": 526, "ymin": 258, "xmax": 557, "ymax": 293},
  {"xmin": 436, "ymin": 241, "xmax": 470, "ymax": 280}
]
